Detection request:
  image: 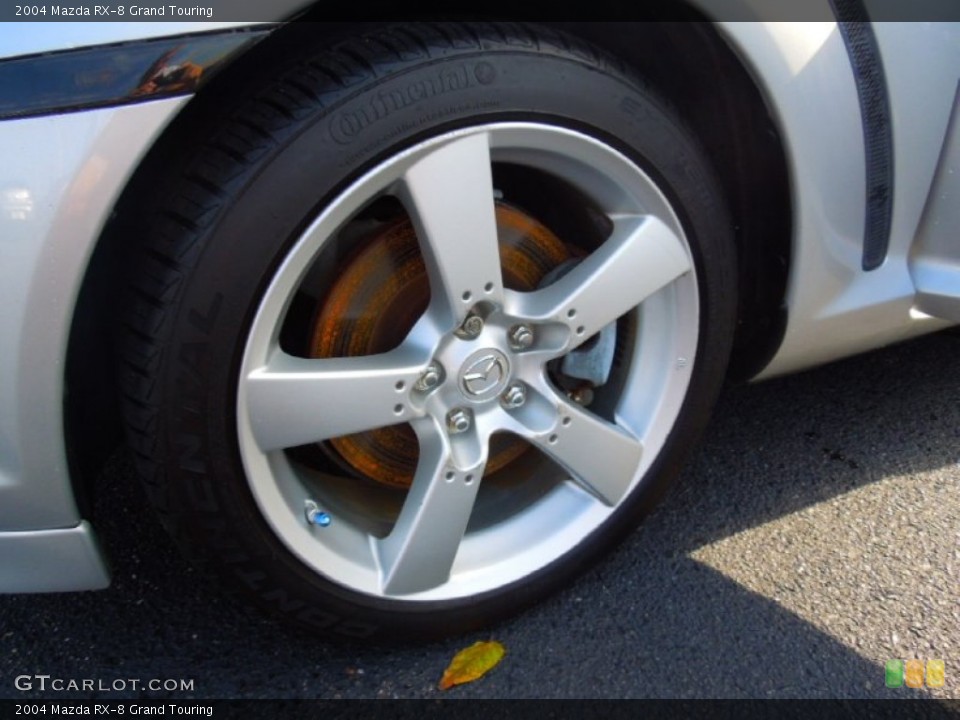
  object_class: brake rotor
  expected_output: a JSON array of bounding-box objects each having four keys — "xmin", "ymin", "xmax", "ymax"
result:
[{"xmin": 309, "ymin": 202, "xmax": 572, "ymax": 488}]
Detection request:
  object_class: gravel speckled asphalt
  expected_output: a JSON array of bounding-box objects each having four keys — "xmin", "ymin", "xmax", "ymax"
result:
[{"xmin": 1, "ymin": 331, "xmax": 958, "ymax": 700}]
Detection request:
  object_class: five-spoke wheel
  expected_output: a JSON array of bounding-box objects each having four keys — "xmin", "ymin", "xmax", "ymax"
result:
[{"xmin": 237, "ymin": 125, "xmax": 699, "ymax": 600}]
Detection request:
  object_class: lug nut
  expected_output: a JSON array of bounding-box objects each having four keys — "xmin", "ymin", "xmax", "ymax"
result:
[
  {"xmin": 446, "ymin": 408, "xmax": 472, "ymax": 434},
  {"xmin": 457, "ymin": 313, "xmax": 484, "ymax": 339},
  {"xmin": 415, "ymin": 363, "xmax": 443, "ymax": 392},
  {"xmin": 501, "ymin": 383, "xmax": 527, "ymax": 409},
  {"xmin": 304, "ymin": 500, "xmax": 331, "ymax": 527},
  {"xmin": 508, "ymin": 324, "xmax": 534, "ymax": 350}
]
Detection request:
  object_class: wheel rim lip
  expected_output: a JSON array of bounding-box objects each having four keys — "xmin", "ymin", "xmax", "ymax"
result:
[{"xmin": 235, "ymin": 122, "xmax": 700, "ymax": 601}]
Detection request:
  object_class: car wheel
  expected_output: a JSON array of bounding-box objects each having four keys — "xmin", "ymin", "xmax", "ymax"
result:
[{"xmin": 119, "ymin": 22, "xmax": 737, "ymax": 640}]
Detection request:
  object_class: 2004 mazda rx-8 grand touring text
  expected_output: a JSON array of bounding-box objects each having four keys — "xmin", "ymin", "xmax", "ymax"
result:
[{"xmin": 0, "ymin": 8, "xmax": 958, "ymax": 640}]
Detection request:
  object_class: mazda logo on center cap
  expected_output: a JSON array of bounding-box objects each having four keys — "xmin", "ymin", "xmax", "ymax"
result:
[{"xmin": 460, "ymin": 350, "xmax": 510, "ymax": 399}]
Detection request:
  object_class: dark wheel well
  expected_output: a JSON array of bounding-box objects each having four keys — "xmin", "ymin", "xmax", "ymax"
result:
[{"xmin": 65, "ymin": 18, "xmax": 790, "ymax": 513}]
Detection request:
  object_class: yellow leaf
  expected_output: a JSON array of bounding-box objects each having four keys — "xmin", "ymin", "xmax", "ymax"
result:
[{"xmin": 439, "ymin": 640, "xmax": 506, "ymax": 690}]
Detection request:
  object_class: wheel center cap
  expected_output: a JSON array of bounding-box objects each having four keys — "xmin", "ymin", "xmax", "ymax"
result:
[{"xmin": 459, "ymin": 349, "xmax": 510, "ymax": 400}]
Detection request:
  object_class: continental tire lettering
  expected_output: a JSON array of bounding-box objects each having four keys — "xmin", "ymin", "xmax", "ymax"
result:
[
  {"xmin": 261, "ymin": 587, "xmax": 307, "ymax": 614},
  {"xmin": 218, "ymin": 548, "xmax": 251, "ymax": 563},
  {"xmin": 296, "ymin": 607, "xmax": 339, "ymax": 630},
  {"xmin": 259, "ymin": 590, "xmax": 350, "ymax": 633},
  {"xmin": 235, "ymin": 567, "xmax": 268, "ymax": 591},
  {"xmin": 188, "ymin": 292, "xmax": 223, "ymax": 334},
  {"xmin": 175, "ymin": 432, "xmax": 206, "ymax": 474},
  {"xmin": 185, "ymin": 477, "xmax": 220, "ymax": 513},
  {"xmin": 619, "ymin": 95, "xmax": 649, "ymax": 123},
  {"xmin": 260, "ymin": 592, "xmax": 377, "ymax": 635},
  {"xmin": 333, "ymin": 620, "xmax": 378, "ymax": 639},
  {"xmin": 176, "ymin": 342, "xmax": 208, "ymax": 412},
  {"xmin": 329, "ymin": 63, "xmax": 489, "ymax": 144}
]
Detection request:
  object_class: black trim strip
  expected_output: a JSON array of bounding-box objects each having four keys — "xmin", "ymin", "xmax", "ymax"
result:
[
  {"xmin": 0, "ymin": 28, "xmax": 271, "ymax": 121},
  {"xmin": 829, "ymin": 3, "xmax": 895, "ymax": 271}
]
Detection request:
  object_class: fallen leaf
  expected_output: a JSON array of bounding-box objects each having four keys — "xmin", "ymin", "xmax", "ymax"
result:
[{"xmin": 439, "ymin": 640, "xmax": 506, "ymax": 690}]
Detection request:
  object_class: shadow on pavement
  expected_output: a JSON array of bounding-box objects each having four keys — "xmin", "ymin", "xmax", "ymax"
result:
[{"xmin": 1, "ymin": 331, "xmax": 957, "ymax": 699}]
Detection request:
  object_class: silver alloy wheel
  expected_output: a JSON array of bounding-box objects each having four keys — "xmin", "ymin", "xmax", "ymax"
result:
[{"xmin": 235, "ymin": 123, "xmax": 699, "ymax": 601}]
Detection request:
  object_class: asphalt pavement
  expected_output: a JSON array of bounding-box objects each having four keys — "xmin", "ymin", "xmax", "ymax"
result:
[{"xmin": 1, "ymin": 331, "xmax": 958, "ymax": 700}]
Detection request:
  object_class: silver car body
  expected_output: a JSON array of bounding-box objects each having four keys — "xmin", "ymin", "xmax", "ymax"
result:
[{"xmin": 1, "ymin": 12, "xmax": 958, "ymax": 590}]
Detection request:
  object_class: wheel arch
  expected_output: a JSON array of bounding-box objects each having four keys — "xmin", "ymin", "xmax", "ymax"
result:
[{"xmin": 63, "ymin": 21, "xmax": 360, "ymax": 506}]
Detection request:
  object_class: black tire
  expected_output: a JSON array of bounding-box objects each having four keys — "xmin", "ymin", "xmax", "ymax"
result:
[{"xmin": 119, "ymin": 22, "xmax": 737, "ymax": 641}]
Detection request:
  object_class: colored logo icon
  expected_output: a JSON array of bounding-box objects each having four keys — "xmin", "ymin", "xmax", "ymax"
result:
[
  {"xmin": 927, "ymin": 660, "xmax": 945, "ymax": 688},
  {"xmin": 905, "ymin": 659, "xmax": 925, "ymax": 688},
  {"xmin": 885, "ymin": 659, "xmax": 904, "ymax": 688},
  {"xmin": 886, "ymin": 659, "xmax": 945, "ymax": 688}
]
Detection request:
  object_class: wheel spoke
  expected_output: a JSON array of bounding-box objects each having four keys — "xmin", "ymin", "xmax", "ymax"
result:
[
  {"xmin": 399, "ymin": 132, "xmax": 504, "ymax": 327},
  {"xmin": 376, "ymin": 419, "xmax": 485, "ymax": 595},
  {"xmin": 243, "ymin": 349, "xmax": 426, "ymax": 452},
  {"xmin": 520, "ymin": 389, "xmax": 644, "ymax": 506},
  {"xmin": 514, "ymin": 215, "xmax": 691, "ymax": 349}
]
